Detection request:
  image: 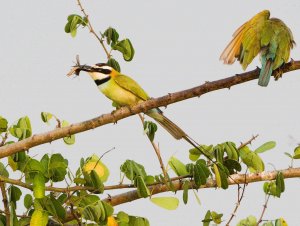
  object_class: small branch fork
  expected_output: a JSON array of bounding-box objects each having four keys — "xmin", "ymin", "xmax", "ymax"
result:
[{"xmin": 76, "ymin": 0, "xmax": 111, "ymax": 58}]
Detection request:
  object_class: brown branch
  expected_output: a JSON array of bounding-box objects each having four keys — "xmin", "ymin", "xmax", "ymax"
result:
[
  {"xmin": 0, "ymin": 61, "xmax": 299, "ymax": 159},
  {"xmin": 103, "ymin": 167, "xmax": 300, "ymax": 206},
  {"xmin": 0, "ymin": 182, "xmax": 9, "ymax": 226}
]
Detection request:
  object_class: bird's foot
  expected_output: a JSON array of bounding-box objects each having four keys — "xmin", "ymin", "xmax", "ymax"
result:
[{"xmin": 274, "ymin": 68, "xmax": 284, "ymax": 81}]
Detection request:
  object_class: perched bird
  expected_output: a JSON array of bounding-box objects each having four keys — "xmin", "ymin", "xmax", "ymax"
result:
[
  {"xmin": 220, "ymin": 10, "xmax": 295, "ymax": 87},
  {"xmin": 70, "ymin": 63, "xmax": 193, "ymax": 142}
]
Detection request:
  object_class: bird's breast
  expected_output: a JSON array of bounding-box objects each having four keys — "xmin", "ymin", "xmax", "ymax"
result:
[{"xmin": 97, "ymin": 79, "xmax": 141, "ymax": 106}]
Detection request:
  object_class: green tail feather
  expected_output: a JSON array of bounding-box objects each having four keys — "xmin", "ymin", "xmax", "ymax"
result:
[
  {"xmin": 258, "ymin": 58, "xmax": 273, "ymax": 87},
  {"xmin": 146, "ymin": 108, "xmax": 186, "ymax": 140}
]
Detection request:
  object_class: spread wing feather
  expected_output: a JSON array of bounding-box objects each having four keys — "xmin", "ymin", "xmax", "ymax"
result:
[{"xmin": 220, "ymin": 10, "xmax": 271, "ymax": 69}]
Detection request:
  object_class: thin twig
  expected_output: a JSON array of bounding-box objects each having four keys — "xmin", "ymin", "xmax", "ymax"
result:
[
  {"xmin": 70, "ymin": 198, "xmax": 81, "ymax": 225},
  {"xmin": 256, "ymin": 195, "xmax": 271, "ymax": 226},
  {"xmin": 225, "ymin": 168, "xmax": 248, "ymax": 226},
  {"xmin": 0, "ymin": 133, "xmax": 8, "ymax": 147},
  {"xmin": 0, "ymin": 182, "xmax": 9, "ymax": 226},
  {"xmin": 76, "ymin": 0, "xmax": 111, "ymax": 58},
  {"xmin": 138, "ymin": 114, "xmax": 168, "ymax": 180},
  {"xmin": 238, "ymin": 134, "xmax": 259, "ymax": 149}
]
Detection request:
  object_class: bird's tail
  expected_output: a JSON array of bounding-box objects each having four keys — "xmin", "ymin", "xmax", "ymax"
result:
[
  {"xmin": 147, "ymin": 108, "xmax": 214, "ymax": 161},
  {"xmin": 146, "ymin": 108, "xmax": 186, "ymax": 140},
  {"xmin": 258, "ymin": 58, "xmax": 273, "ymax": 87}
]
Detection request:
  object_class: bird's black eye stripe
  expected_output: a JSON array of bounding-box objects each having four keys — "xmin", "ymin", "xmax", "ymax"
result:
[
  {"xmin": 95, "ymin": 68, "xmax": 111, "ymax": 74},
  {"xmin": 100, "ymin": 69, "xmax": 111, "ymax": 74}
]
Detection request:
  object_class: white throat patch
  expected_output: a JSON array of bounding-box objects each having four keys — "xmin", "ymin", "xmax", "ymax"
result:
[{"xmin": 88, "ymin": 71, "xmax": 110, "ymax": 80}]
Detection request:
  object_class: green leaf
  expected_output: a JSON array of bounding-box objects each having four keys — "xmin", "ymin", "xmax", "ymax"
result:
[
  {"xmin": 202, "ymin": 210, "xmax": 211, "ymax": 226},
  {"xmin": 65, "ymin": 14, "xmax": 87, "ymax": 38},
  {"xmin": 189, "ymin": 145, "xmax": 213, "ymax": 161},
  {"xmin": 168, "ymin": 156, "xmax": 188, "ymax": 176},
  {"xmin": 24, "ymin": 194, "xmax": 33, "ymax": 209},
  {"xmin": 113, "ymin": 39, "xmax": 135, "ymax": 61},
  {"xmin": 90, "ymin": 169, "xmax": 104, "ymax": 193},
  {"xmin": 213, "ymin": 164, "xmax": 222, "ymax": 188},
  {"xmin": 254, "ymin": 141, "xmax": 276, "ymax": 153},
  {"xmin": 276, "ymin": 171, "xmax": 285, "ymax": 193},
  {"xmin": 83, "ymin": 154, "xmax": 110, "ymax": 183},
  {"xmin": 33, "ymin": 173, "xmax": 45, "ymax": 198},
  {"xmin": 143, "ymin": 121, "xmax": 157, "ymax": 142},
  {"xmin": 103, "ymin": 27, "xmax": 119, "ymax": 45},
  {"xmin": 275, "ymin": 218, "xmax": 288, "ymax": 226},
  {"xmin": 120, "ymin": 160, "xmax": 147, "ymax": 181},
  {"xmin": 211, "ymin": 211, "xmax": 223, "ymax": 224},
  {"xmin": 293, "ymin": 146, "xmax": 300, "ymax": 159},
  {"xmin": 50, "ymin": 194, "xmax": 66, "ymax": 220},
  {"xmin": 239, "ymin": 146, "xmax": 264, "ymax": 172},
  {"xmin": 223, "ymin": 159, "xmax": 241, "ymax": 174},
  {"xmin": 144, "ymin": 175, "xmax": 155, "ymax": 185},
  {"xmin": 41, "ymin": 112, "xmax": 53, "ymax": 123},
  {"xmin": 236, "ymin": 215, "xmax": 257, "ymax": 226},
  {"xmin": 284, "ymin": 152, "xmax": 293, "ymax": 159},
  {"xmin": 61, "ymin": 120, "xmax": 75, "ymax": 145},
  {"xmin": 182, "ymin": 180, "xmax": 189, "ymax": 204},
  {"xmin": 0, "ymin": 116, "xmax": 8, "ymax": 133},
  {"xmin": 0, "ymin": 162, "xmax": 9, "ymax": 177},
  {"xmin": 8, "ymin": 186, "xmax": 22, "ymax": 206},
  {"xmin": 262, "ymin": 221, "xmax": 274, "ymax": 226},
  {"xmin": 193, "ymin": 164, "xmax": 206, "ymax": 187},
  {"xmin": 128, "ymin": 216, "xmax": 150, "ymax": 226},
  {"xmin": 30, "ymin": 210, "xmax": 48, "ymax": 226},
  {"xmin": 136, "ymin": 176, "xmax": 150, "ymax": 198},
  {"xmin": 48, "ymin": 153, "xmax": 68, "ymax": 182},
  {"xmin": 74, "ymin": 177, "xmax": 86, "ymax": 184},
  {"xmin": 117, "ymin": 211, "xmax": 129, "ymax": 223},
  {"xmin": 9, "ymin": 116, "xmax": 32, "ymax": 140},
  {"xmin": 150, "ymin": 197, "xmax": 179, "ymax": 210},
  {"xmin": 107, "ymin": 58, "xmax": 121, "ymax": 72}
]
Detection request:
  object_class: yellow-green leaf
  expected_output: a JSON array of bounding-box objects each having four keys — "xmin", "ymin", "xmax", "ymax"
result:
[
  {"xmin": 30, "ymin": 210, "xmax": 48, "ymax": 226},
  {"xmin": 213, "ymin": 164, "xmax": 221, "ymax": 188},
  {"xmin": 150, "ymin": 197, "xmax": 179, "ymax": 210}
]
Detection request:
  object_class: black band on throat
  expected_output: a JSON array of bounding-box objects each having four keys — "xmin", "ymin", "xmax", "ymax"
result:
[{"xmin": 94, "ymin": 77, "xmax": 111, "ymax": 86}]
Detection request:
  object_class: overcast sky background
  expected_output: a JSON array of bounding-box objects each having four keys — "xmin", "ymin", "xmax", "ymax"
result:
[{"xmin": 1, "ymin": 1, "xmax": 300, "ymax": 225}]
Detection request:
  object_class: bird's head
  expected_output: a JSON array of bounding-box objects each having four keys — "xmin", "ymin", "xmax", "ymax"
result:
[{"xmin": 68, "ymin": 63, "xmax": 116, "ymax": 81}]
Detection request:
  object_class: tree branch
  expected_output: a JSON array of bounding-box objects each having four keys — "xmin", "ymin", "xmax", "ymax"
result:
[
  {"xmin": 0, "ymin": 61, "xmax": 299, "ymax": 159},
  {"xmin": 103, "ymin": 167, "xmax": 299, "ymax": 206},
  {"xmin": 0, "ymin": 182, "xmax": 9, "ymax": 226}
]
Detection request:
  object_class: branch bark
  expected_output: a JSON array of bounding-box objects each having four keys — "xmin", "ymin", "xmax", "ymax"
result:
[
  {"xmin": 103, "ymin": 167, "xmax": 300, "ymax": 206},
  {"xmin": 0, "ymin": 61, "xmax": 299, "ymax": 159}
]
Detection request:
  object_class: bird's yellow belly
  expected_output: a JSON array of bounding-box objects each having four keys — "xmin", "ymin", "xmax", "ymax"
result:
[{"xmin": 98, "ymin": 80, "xmax": 141, "ymax": 106}]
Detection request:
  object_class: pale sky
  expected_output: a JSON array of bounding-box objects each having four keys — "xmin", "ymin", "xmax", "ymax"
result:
[{"xmin": 1, "ymin": 1, "xmax": 300, "ymax": 225}]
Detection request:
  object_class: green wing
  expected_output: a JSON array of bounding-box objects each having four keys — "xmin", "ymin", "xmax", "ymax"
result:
[
  {"xmin": 114, "ymin": 74, "xmax": 150, "ymax": 101},
  {"xmin": 239, "ymin": 10, "xmax": 271, "ymax": 70},
  {"xmin": 270, "ymin": 18, "xmax": 295, "ymax": 69}
]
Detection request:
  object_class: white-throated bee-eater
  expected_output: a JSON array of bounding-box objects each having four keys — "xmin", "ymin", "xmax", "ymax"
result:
[
  {"xmin": 220, "ymin": 10, "xmax": 295, "ymax": 87},
  {"xmin": 70, "ymin": 63, "xmax": 192, "ymax": 142}
]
